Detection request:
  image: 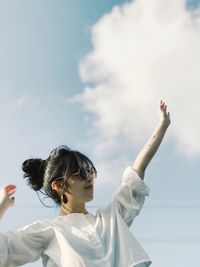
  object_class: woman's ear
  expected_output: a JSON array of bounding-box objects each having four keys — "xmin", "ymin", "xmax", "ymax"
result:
[{"xmin": 51, "ymin": 180, "xmax": 64, "ymax": 193}]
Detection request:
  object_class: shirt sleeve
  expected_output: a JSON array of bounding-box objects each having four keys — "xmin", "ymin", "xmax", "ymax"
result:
[
  {"xmin": 0, "ymin": 220, "xmax": 53, "ymax": 266},
  {"xmin": 112, "ymin": 166, "xmax": 150, "ymax": 227}
]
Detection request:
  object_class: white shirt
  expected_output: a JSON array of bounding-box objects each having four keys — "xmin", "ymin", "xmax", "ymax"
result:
[{"xmin": 0, "ymin": 166, "xmax": 152, "ymax": 267}]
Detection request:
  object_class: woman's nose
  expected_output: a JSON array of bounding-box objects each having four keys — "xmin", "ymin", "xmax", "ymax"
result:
[{"xmin": 86, "ymin": 176, "xmax": 94, "ymax": 184}]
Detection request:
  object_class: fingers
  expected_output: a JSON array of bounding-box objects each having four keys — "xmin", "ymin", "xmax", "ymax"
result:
[
  {"xmin": 0, "ymin": 185, "xmax": 16, "ymax": 219},
  {"xmin": 160, "ymin": 100, "xmax": 169, "ymax": 116},
  {"xmin": 4, "ymin": 184, "xmax": 16, "ymax": 197},
  {"xmin": 160, "ymin": 99, "xmax": 167, "ymax": 109},
  {"xmin": 159, "ymin": 100, "xmax": 171, "ymax": 126}
]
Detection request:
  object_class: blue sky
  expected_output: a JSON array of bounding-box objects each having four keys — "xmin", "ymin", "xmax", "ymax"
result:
[{"xmin": 0, "ymin": 1, "xmax": 200, "ymax": 267}]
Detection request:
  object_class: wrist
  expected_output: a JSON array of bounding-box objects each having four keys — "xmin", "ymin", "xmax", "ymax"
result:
[
  {"xmin": 159, "ymin": 119, "xmax": 171, "ymax": 129},
  {"xmin": 0, "ymin": 189, "xmax": 10, "ymax": 219}
]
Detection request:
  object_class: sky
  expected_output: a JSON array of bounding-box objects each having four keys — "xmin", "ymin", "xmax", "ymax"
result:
[{"xmin": 0, "ymin": 0, "xmax": 200, "ymax": 266}]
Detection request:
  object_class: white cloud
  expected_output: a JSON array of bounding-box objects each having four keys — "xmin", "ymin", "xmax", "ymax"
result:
[{"xmin": 72, "ymin": 0, "xmax": 200, "ymax": 160}]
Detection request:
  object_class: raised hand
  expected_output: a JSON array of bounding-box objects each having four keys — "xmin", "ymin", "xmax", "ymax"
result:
[
  {"xmin": 133, "ymin": 100, "xmax": 171, "ymax": 178},
  {"xmin": 0, "ymin": 184, "xmax": 16, "ymax": 219},
  {"xmin": 159, "ymin": 100, "xmax": 171, "ymax": 128}
]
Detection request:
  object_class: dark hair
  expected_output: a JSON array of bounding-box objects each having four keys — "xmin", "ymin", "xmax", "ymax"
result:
[{"xmin": 22, "ymin": 146, "xmax": 95, "ymax": 205}]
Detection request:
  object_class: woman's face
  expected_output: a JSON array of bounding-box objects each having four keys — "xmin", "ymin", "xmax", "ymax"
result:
[
  {"xmin": 66, "ymin": 173, "xmax": 94, "ymax": 204},
  {"xmin": 51, "ymin": 159, "xmax": 96, "ymax": 206}
]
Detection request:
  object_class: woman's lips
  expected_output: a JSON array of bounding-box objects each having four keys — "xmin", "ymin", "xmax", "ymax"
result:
[{"xmin": 84, "ymin": 185, "xmax": 93, "ymax": 189}]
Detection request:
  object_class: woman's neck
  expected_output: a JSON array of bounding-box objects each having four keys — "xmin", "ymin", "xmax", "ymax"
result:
[{"xmin": 60, "ymin": 202, "xmax": 88, "ymax": 216}]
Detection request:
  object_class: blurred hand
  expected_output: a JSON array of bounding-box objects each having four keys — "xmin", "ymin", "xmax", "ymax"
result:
[
  {"xmin": 0, "ymin": 184, "xmax": 16, "ymax": 219},
  {"xmin": 159, "ymin": 100, "xmax": 171, "ymax": 128}
]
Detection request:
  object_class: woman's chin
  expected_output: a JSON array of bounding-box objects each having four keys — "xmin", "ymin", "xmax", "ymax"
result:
[{"xmin": 85, "ymin": 195, "xmax": 94, "ymax": 202}]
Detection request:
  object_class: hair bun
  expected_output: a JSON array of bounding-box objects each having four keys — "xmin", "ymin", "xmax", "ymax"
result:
[{"xmin": 22, "ymin": 158, "xmax": 46, "ymax": 191}]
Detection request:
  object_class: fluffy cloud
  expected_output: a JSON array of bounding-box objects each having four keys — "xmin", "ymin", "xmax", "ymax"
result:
[{"xmin": 73, "ymin": 0, "xmax": 200, "ymax": 160}]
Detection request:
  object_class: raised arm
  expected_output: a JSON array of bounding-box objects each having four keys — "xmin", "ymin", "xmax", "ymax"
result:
[
  {"xmin": 133, "ymin": 100, "xmax": 171, "ymax": 179},
  {"xmin": 0, "ymin": 184, "xmax": 16, "ymax": 220}
]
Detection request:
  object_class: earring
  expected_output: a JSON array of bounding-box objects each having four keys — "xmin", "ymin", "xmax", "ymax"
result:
[{"xmin": 62, "ymin": 194, "xmax": 68, "ymax": 204}]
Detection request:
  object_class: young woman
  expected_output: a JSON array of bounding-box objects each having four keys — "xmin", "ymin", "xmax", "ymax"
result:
[{"xmin": 0, "ymin": 100, "xmax": 170, "ymax": 267}]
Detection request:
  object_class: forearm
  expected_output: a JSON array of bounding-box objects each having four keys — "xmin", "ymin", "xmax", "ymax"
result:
[
  {"xmin": 0, "ymin": 185, "xmax": 16, "ymax": 220},
  {"xmin": 0, "ymin": 189, "xmax": 8, "ymax": 220},
  {"xmin": 133, "ymin": 122, "xmax": 169, "ymax": 177}
]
